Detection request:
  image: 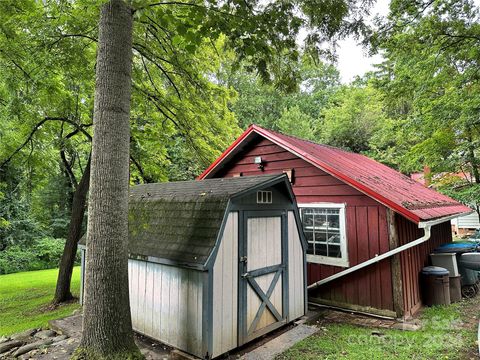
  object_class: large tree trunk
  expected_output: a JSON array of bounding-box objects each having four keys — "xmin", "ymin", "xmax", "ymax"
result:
[
  {"xmin": 53, "ymin": 157, "xmax": 91, "ymax": 305},
  {"xmin": 75, "ymin": 1, "xmax": 141, "ymax": 358}
]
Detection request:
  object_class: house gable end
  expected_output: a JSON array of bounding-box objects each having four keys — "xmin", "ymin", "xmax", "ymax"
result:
[{"xmin": 213, "ymin": 136, "xmax": 381, "ymax": 207}]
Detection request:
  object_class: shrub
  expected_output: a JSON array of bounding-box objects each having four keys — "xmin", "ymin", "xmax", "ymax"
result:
[
  {"xmin": 0, "ymin": 247, "xmax": 40, "ymax": 274},
  {"xmin": 0, "ymin": 237, "xmax": 79, "ymax": 274}
]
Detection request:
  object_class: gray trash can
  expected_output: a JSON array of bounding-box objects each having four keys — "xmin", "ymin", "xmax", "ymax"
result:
[{"xmin": 421, "ymin": 266, "xmax": 450, "ymax": 306}]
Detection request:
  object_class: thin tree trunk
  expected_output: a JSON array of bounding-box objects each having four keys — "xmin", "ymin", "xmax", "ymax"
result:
[
  {"xmin": 53, "ymin": 157, "xmax": 91, "ymax": 304},
  {"xmin": 75, "ymin": 0, "xmax": 141, "ymax": 358},
  {"xmin": 467, "ymin": 144, "xmax": 480, "ymax": 184},
  {"xmin": 466, "ymin": 128, "xmax": 480, "ymax": 223}
]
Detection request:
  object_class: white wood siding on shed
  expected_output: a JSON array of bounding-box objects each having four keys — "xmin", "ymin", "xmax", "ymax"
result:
[
  {"xmin": 212, "ymin": 212, "xmax": 239, "ymax": 358},
  {"xmin": 128, "ymin": 259, "xmax": 204, "ymax": 358},
  {"xmin": 288, "ymin": 211, "xmax": 305, "ymax": 320}
]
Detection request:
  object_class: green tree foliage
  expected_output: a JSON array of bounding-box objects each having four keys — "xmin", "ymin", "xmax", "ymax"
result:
[
  {"xmin": 0, "ymin": 1, "xmax": 240, "ymax": 281},
  {"xmin": 321, "ymin": 84, "xmax": 386, "ymax": 153},
  {"xmin": 278, "ymin": 105, "xmax": 316, "ymax": 140},
  {"xmin": 0, "ymin": 0, "xmax": 376, "ymax": 300},
  {"xmin": 0, "ymin": 182, "xmax": 43, "ymax": 251},
  {"xmin": 0, "ymin": 237, "xmax": 71, "ymax": 275},
  {"xmin": 225, "ymin": 58, "xmax": 340, "ymax": 133},
  {"xmin": 372, "ymin": 0, "xmax": 480, "ymax": 213}
]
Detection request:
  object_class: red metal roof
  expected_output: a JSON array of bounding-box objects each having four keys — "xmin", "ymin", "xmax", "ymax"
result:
[{"xmin": 199, "ymin": 125, "xmax": 472, "ymax": 223}]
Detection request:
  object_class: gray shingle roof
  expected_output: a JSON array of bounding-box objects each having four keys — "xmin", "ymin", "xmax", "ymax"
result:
[{"xmin": 80, "ymin": 174, "xmax": 285, "ymax": 267}]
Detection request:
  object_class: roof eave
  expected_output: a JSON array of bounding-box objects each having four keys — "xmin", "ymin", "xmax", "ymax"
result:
[
  {"xmin": 197, "ymin": 125, "xmax": 256, "ymax": 180},
  {"xmin": 230, "ymin": 173, "xmax": 293, "ymax": 201},
  {"xmin": 418, "ymin": 210, "xmax": 475, "ymax": 228}
]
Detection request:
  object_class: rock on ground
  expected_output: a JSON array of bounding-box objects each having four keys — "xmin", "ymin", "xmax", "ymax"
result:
[
  {"xmin": 34, "ymin": 330, "xmax": 56, "ymax": 340},
  {"xmin": 0, "ymin": 340, "xmax": 24, "ymax": 354},
  {"xmin": 10, "ymin": 329, "xmax": 37, "ymax": 341}
]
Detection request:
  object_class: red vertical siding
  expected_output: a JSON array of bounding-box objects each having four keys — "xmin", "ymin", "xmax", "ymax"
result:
[
  {"xmin": 396, "ymin": 216, "xmax": 452, "ymax": 316},
  {"xmin": 216, "ymin": 137, "xmax": 395, "ymax": 312}
]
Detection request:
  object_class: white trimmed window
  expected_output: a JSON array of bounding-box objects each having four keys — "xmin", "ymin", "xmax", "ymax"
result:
[{"xmin": 299, "ymin": 203, "xmax": 349, "ymax": 267}]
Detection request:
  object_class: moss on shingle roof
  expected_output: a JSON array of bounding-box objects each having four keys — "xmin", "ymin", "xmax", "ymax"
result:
[{"xmin": 80, "ymin": 174, "xmax": 284, "ymax": 267}]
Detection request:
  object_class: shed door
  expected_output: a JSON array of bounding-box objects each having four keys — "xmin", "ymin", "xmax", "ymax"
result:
[{"xmin": 239, "ymin": 211, "xmax": 287, "ymax": 345}]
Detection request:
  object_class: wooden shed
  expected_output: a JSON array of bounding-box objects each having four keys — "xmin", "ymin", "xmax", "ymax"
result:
[
  {"xmin": 198, "ymin": 125, "xmax": 472, "ymax": 318},
  {"xmin": 79, "ymin": 174, "xmax": 306, "ymax": 359}
]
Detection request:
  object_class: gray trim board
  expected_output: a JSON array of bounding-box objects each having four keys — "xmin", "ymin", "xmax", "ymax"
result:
[
  {"xmin": 230, "ymin": 175, "xmax": 296, "ymax": 203},
  {"xmin": 204, "ymin": 201, "xmax": 233, "ymax": 270},
  {"xmin": 129, "ymin": 253, "xmax": 206, "ymax": 271},
  {"xmin": 202, "ymin": 270, "xmax": 210, "ymax": 359},
  {"xmin": 237, "ymin": 210, "xmax": 246, "ymax": 346},
  {"xmin": 282, "ymin": 212, "xmax": 289, "ymax": 321}
]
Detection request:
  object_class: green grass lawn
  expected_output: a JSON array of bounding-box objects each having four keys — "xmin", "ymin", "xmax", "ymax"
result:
[
  {"xmin": 277, "ymin": 298, "xmax": 480, "ymax": 360},
  {"xmin": 0, "ymin": 267, "xmax": 81, "ymax": 336}
]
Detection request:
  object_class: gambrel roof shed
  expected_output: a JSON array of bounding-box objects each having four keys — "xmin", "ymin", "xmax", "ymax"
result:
[
  {"xmin": 79, "ymin": 174, "xmax": 307, "ymax": 358},
  {"xmin": 199, "ymin": 125, "xmax": 471, "ymax": 223}
]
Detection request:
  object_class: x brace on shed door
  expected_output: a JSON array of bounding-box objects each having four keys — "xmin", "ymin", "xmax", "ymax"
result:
[{"xmin": 239, "ymin": 211, "xmax": 288, "ymax": 345}]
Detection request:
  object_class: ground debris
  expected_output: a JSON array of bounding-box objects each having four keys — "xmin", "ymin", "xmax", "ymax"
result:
[
  {"xmin": 13, "ymin": 338, "xmax": 55, "ymax": 357},
  {"xmin": 0, "ymin": 340, "xmax": 24, "ymax": 354}
]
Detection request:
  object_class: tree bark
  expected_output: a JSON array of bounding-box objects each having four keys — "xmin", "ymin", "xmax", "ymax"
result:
[
  {"xmin": 465, "ymin": 128, "xmax": 480, "ymax": 223},
  {"xmin": 53, "ymin": 156, "xmax": 90, "ymax": 305},
  {"xmin": 76, "ymin": 1, "xmax": 141, "ymax": 358}
]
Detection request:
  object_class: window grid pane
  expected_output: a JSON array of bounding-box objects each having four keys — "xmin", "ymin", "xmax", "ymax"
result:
[{"xmin": 301, "ymin": 207, "xmax": 342, "ymax": 259}]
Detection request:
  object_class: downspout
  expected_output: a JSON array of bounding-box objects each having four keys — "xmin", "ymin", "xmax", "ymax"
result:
[{"xmin": 307, "ymin": 213, "xmax": 466, "ymax": 291}]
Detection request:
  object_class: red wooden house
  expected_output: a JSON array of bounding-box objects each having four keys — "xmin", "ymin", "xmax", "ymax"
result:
[{"xmin": 198, "ymin": 125, "xmax": 472, "ymax": 318}]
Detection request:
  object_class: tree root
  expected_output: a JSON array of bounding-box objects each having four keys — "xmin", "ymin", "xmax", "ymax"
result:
[{"xmin": 71, "ymin": 347, "xmax": 145, "ymax": 360}]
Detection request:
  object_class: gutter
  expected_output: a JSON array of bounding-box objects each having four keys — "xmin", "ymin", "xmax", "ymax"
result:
[{"xmin": 307, "ymin": 213, "xmax": 464, "ymax": 291}]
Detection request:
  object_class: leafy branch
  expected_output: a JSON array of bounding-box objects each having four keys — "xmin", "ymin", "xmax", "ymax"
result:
[{"xmin": 0, "ymin": 117, "xmax": 92, "ymax": 171}]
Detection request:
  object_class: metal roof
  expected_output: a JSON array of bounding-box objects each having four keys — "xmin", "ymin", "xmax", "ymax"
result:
[{"xmin": 199, "ymin": 125, "xmax": 472, "ymax": 223}]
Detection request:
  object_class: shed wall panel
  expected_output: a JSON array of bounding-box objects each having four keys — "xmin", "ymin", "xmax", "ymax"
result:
[
  {"xmin": 288, "ymin": 211, "xmax": 305, "ymax": 320},
  {"xmin": 216, "ymin": 138, "xmax": 394, "ymax": 313},
  {"xmin": 128, "ymin": 259, "xmax": 204, "ymax": 358},
  {"xmin": 397, "ymin": 218, "xmax": 452, "ymax": 316},
  {"xmin": 212, "ymin": 212, "xmax": 239, "ymax": 358}
]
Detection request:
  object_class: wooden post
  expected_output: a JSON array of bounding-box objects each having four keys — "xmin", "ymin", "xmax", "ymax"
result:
[{"xmin": 387, "ymin": 208, "xmax": 404, "ymax": 318}]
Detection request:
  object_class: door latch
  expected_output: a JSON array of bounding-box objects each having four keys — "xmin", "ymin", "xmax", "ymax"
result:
[{"xmin": 240, "ymin": 256, "xmax": 248, "ymax": 263}]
